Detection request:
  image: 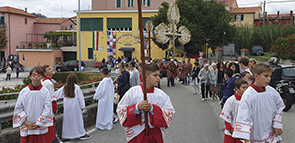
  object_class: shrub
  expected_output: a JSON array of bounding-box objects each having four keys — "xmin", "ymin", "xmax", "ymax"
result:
[{"xmin": 272, "ymin": 35, "xmax": 295, "ymax": 60}]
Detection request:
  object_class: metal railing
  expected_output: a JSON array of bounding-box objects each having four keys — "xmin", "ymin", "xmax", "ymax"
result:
[{"xmin": 0, "ymin": 81, "xmax": 100, "ymax": 132}]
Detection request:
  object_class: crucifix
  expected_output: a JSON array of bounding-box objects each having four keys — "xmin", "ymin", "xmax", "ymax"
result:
[
  {"xmin": 154, "ymin": 2, "xmax": 191, "ymax": 60},
  {"xmin": 135, "ymin": 21, "xmax": 155, "ymax": 58}
]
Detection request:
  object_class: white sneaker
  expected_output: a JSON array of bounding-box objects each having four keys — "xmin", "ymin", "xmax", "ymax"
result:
[
  {"xmin": 80, "ymin": 134, "xmax": 92, "ymax": 140},
  {"xmin": 114, "ymin": 118, "xmax": 119, "ymax": 123}
]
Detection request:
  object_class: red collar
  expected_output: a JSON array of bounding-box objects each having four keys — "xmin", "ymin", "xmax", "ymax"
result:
[
  {"xmin": 234, "ymin": 93, "xmax": 241, "ymax": 101},
  {"xmin": 251, "ymin": 83, "xmax": 266, "ymax": 93},
  {"xmin": 42, "ymin": 77, "xmax": 52, "ymax": 82},
  {"xmin": 140, "ymin": 84, "xmax": 155, "ymax": 93},
  {"xmin": 29, "ymin": 84, "xmax": 43, "ymax": 91}
]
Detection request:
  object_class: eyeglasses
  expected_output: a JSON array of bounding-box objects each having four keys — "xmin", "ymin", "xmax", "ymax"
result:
[{"xmin": 31, "ymin": 73, "xmax": 42, "ymax": 77}]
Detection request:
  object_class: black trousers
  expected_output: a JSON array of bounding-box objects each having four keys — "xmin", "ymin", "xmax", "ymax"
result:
[
  {"xmin": 201, "ymin": 83, "xmax": 209, "ymax": 99},
  {"xmin": 167, "ymin": 77, "xmax": 174, "ymax": 87}
]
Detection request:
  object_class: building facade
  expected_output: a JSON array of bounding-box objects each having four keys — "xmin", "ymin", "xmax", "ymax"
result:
[
  {"xmin": 254, "ymin": 11, "xmax": 295, "ymax": 27},
  {"xmin": 229, "ymin": 7, "xmax": 262, "ymax": 26}
]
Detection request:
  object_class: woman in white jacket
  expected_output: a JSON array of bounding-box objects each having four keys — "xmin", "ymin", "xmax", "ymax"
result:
[
  {"xmin": 209, "ymin": 63, "xmax": 218, "ymax": 100},
  {"xmin": 198, "ymin": 64, "xmax": 209, "ymax": 101}
]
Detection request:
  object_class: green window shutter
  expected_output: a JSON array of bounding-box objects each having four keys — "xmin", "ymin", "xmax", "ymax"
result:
[
  {"xmin": 120, "ymin": 18, "xmax": 132, "ymax": 29},
  {"xmin": 147, "ymin": 0, "xmax": 150, "ymax": 6},
  {"xmin": 131, "ymin": 0, "xmax": 134, "ymax": 7},
  {"xmin": 107, "ymin": 18, "xmax": 132, "ymax": 29},
  {"xmin": 107, "ymin": 18, "xmax": 118, "ymax": 29},
  {"xmin": 241, "ymin": 15, "xmax": 244, "ymax": 21},
  {"xmin": 234, "ymin": 15, "xmax": 236, "ymax": 21},
  {"xmin": 0, "ymin": 17, "xmax": 4, "ymax": 25},
  {"xmin": 117, "ymin": 0, "xmax": 121, "ymax": 8},
  {"xmin": 88, "ymin": 48, "xmax": 93, "ymax": 59},
  {"xmin": 92, "ymin": 18, "xmax": 103, "ymax": 31},
  {"xmin": 81, "ymin": 18, "xmax": 91, "ymax": 31},
  {"xmin": 128, "ymin": 0, "xmax": 130, "ymax": 7}
]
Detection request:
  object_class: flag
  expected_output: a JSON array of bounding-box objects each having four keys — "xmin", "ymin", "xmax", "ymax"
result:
[
  {"xmin": 93, "ymin": 31, "xmax": 99, "ymax": 50},
  {"xmin": 22, "ymin": 53, "xmax": 25, "ymax": 61}
]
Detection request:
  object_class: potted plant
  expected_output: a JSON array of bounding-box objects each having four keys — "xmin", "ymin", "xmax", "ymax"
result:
[
  {"xmin": 22, "ymin": 44, "xmax": 26, "ymax": 49},
  {"xmin": 28, "ymin": 43, "xmax": 32, "ymax": 49},
  {"xmin": 35, "ymin": 43, "xmax": 40, "ymax": 48},
  {"xmin": 42, "ymin": 43, "xmax": 47, "ymax": 49}
]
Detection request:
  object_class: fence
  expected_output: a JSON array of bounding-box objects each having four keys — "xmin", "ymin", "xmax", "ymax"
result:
[{"xmin": 0, "ymin": 81, "xmax": 100, "ymax": 132}]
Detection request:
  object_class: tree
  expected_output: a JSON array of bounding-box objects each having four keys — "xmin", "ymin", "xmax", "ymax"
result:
[
  {"xmin": 151, "ymin": 0, "xmax": 235, "ymax": 54},
  {"xmin": 0, "ymin": 27, "xmax": 7, "ymax": 49}
]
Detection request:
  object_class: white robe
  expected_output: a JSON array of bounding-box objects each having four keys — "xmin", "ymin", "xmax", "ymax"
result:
[
  {"xmin": 117, "ymin": 86, "xmax": 175, "ymax": 142},
  {"xmin": 220, "ymin": 94, "xmax": 241, "ymax": 136},
  {"xmin": 55, "ymin": 84, "xmax": 86, "ymax": 139},
  {"xmin": 13, "ymin": 85, "xmax": 53, "ymax": 137},
  {"xmin": 41, "ymin": 79, "xmax": 57, "ymax": 101},
  {"xmin": 232, "ymin": 85, "xmax": 285, "ymax": 143},
  {"xmin": 93, "ymin": 77, "xmax": 114, "ymax": 130}
]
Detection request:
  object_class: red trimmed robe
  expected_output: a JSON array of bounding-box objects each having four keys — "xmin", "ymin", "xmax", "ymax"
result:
[
  {"xmin": 117, "ymin": 85, "xmax": 175, "ymax": 143},
  {"xmin": 42, "ymin": 77, "xmax": 58, "ymax": 142},
  {"xmin": 13, "ymin": 84, "xmax": 53, "ymax": 143}
]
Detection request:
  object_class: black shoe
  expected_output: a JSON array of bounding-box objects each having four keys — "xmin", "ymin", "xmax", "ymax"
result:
[
  {"xmin": 80, "ymin": 134, "xmax": 92, "ymax": 140},
  {"xmin": 172, "ymin": 85, "xmax": 175, "ymax": 86}
]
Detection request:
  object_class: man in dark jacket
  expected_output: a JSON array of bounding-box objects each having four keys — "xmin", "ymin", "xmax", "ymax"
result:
[{"xmin": 269, "ymin": 57, "xmax": 282, "ymax": 87}]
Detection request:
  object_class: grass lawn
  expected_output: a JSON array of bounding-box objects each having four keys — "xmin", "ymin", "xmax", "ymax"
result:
[{"xmin": 249, "ymin": 52, "xmax": 275, "ymax": 62}]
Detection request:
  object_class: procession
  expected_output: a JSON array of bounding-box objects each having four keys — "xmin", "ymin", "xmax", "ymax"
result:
[{"xmin": 1, "ymin": 0, "xmax": 295, "ymax": 143}]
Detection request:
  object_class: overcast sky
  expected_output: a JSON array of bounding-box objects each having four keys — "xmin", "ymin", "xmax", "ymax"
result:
[{"xmin": 1, "ymin": 0, "xmax": 295, "ymax": 18}]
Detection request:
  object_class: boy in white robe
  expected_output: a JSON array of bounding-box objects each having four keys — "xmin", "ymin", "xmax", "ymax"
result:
[
  {"xmin": 41, "ymin": 65, "xmax": 58, "ymax": 142},
  {"xmin": 220, "ymin": 78, "xmax": 248, "ymax": 143},
  {"xmin": 117, "ymin": 63, "xmax": 175, "ymax": 143},
  {"xmin": 232, "ymin": 63, "xmax": 285, "ymax": 143},
  {"xmin": 13, "ymin": 67, "xmax": 53, "ymax": 143},
  {"xmin": 93, "ymin": 68, "xmax": 114, "ymax": 130}
]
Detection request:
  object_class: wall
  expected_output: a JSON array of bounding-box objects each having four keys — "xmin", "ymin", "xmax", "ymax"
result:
[
  {"xmin": 17, "ymin": 49, "xmax": 63, "ymax": 69},
  {"xmin": 4, "ymin": 13, "xmax": 35, "ymax": 57},
  {"xmin": 77, "ymin": 11, "xmax": 165, "ymax": 62},
  {"xmin": 34, "ymin": 24, "xmax": 61, "ymax": 34},
  {"xmin": 92, "ymin": 0, "xmax": 175, "ymax": 10}
]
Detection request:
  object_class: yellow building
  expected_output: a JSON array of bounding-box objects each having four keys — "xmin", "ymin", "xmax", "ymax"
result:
[
  {"xmin": 75, "ymin": 9, "xmax": 165, "ymax": 62},
  {"xmin": 229, "ymin": 7, "xmax": 262, "ymax": 26}
]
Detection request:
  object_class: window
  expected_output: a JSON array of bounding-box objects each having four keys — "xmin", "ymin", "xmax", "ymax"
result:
[
  {"xmin": 142, "ymin": 0, "xmax": 150, "ymax": 7},
  {"xmin": 234, "ymin": 14, "xmax": 244, "ymax": 21},
  {"xmin": 128, "ymin": 0, "xmax": 134, "ymax": 7},
  {"xmin": 25, "ymin": 18, "xmax": 27, "ymax": 24},
  {"xmin": 142, "ymin": 17, "xmax": 151, "ymax": 31},
  {"xmin": 81, "ymin": 18, "xmax": 103, "ymax": 31},
  {"xmin": 88, "ymin": 48, "xmax": 93, "ymax": 59},
  {"xmin": 107, "ymin": 18, "xmax": 132, "ymax": 32},
  {"xmin": 117, "ymin": 0, "xmax": 122, "ymax": 8},
  {"xmin": 0, "ymin": 16, "xmax": 4, "ymax": 25}
]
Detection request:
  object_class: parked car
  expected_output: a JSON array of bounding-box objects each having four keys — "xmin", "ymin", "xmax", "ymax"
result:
[
  {"xmin": 55, "ymin": 60, "xmax": 85, "ymax": 72},
  {"xmin": 251, "ymin": 45, "xmax": 264, "ymax": 56},
  {"xmin": 162, "ymin": 59, "xmax": 180, "ymax": 77},
  {"xmin": 273, "ymin": 65, "xmax": 295, "ymax": 111}
]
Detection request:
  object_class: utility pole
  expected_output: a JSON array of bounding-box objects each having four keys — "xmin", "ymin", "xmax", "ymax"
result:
[{"xmin": 263, "ymin": 0, "xmax": 266, "ymax": 26}]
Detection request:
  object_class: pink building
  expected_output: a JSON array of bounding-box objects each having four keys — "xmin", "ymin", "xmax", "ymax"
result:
[
  {"xmin": 0, "ymin": 6, "xmax": 35, "ymax": 61},
  {"xmin": 92, "ymin": 0, "xmax": 175, "ymax": 10},
  {"xmin": 0, "ymin": 6, "xmax": 76, "ymax": 65}
]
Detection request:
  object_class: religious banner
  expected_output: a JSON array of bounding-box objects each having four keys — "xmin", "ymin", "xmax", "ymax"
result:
[{"xmin": 107, "ymin": 31, "xmax": 116, "ymax": 56}]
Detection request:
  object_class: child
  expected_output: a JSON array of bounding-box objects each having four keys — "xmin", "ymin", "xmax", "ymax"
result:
[
  {"xmin": 221, "ymin": 68, "xmax": 237, "ymax": 108},
  {"xmin": 117, "ymin": 63, "xmax": 175, "ymax": 143},
  {"xmin": 244, "ymin": 74, "xmax": 255, "ymax": 86},
  {"xmin": 232, "ymin": 63, "xmax": 285, "ymax": 143},
  {"xmin": 13, "ymin": 67, "xmax": 53, "ymax": 143},
  {"xmin": 220, "ymin": 78, "xmax": 248, "ymax": 143},
  {"xmin": 93, "ymin": 68, "xmax": 114, "ymax": 130},
  {"xmin": 55, "ymin": 73, "xmax": 92, "ymax": 140},
  {"xmin": 41, "ymin": 65, "xmax": 59, "ymax": 143}
]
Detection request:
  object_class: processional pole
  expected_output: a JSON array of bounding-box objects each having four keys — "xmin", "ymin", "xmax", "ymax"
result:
[{"xmin": 137, "ymin": 0, "xmax": 149, "ymax": 135}]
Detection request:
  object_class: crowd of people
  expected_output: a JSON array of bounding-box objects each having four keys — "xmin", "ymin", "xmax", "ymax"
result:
[{"xmin": 11, "ymin": 54, "xmax": 285, "ymax": 143}]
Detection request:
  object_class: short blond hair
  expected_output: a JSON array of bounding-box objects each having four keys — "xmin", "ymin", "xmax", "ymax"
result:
[
  {"xmin": 252, "ymin": 63, "xmax": 274, "ymax": 75},
  {"xmin": 249, "ymin": 58, "xmax": 257, "ymax": 64}
]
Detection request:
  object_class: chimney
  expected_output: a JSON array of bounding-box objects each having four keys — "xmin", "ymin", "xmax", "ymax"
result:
[
  {"xmin": 25, "ymin": 7, "xmax": 27, "ymax": 12},
  {"xmin": 290, "ymin": 10, "xmax": 293, "ymax": 17},
  {"xmin": 277, "ymin": 11, "xmax": 280, "ymax": 18}
]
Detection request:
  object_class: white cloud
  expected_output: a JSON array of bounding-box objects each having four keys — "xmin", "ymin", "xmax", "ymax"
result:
[{"xmin": 0, "ymin": 0, "xmax": 91, "ymax": 18}]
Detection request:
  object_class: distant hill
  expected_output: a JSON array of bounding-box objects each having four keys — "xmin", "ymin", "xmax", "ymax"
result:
[{"xmin": 31, "ymin": 13, "xmax": 47, "ymax": 18}]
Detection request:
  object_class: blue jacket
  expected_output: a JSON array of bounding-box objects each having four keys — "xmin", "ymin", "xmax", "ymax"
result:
[{"xmin": 222, "ymin": 77, "xmax": 237, "ymax": 103}]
